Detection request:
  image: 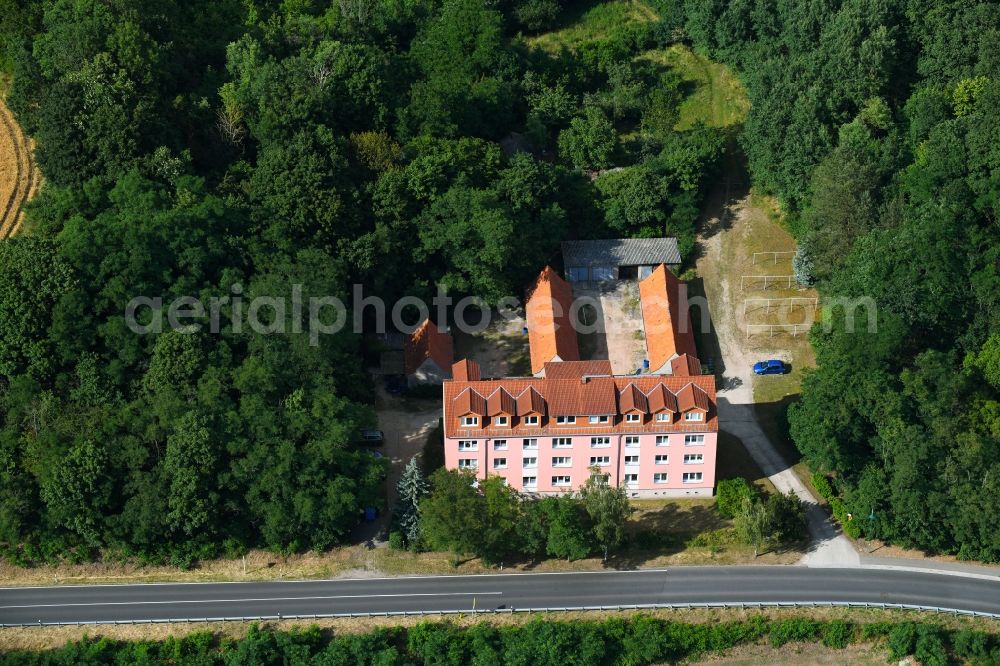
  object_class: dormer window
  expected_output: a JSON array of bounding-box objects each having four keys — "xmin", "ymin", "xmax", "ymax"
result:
[
  {"xmin": 494, "ymin": 416, "xmax": 509, "ymax": 427},
  {"xmin": 588, "ymin": 415, "xmax": 610, "ymax": 424},
  {"xmin": 684, "ymin": 412, "xmax": 704, "ymax": 422},
  {"xmin": 655, "ymin": 413, "xmax": 671, "ymax": 422},
  {"xmin": 556, "ymin": 416, "xmax": 576, "ymax": 425},
  {"xmin": 523, "ymin": 415, "xmax": 539, "ymax": 426},
  {"xmin": 461, "ymin": 416, "xmax": 479, "ymax": 427},
  {"xmin": 625, "ymin": 413, "xmax": 641, "ymax": 423}
]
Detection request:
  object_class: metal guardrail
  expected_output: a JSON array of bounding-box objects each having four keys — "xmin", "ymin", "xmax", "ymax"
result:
[{"xmin": 4, "ymin": 601, "xmax": 1000, "ymax": 628}]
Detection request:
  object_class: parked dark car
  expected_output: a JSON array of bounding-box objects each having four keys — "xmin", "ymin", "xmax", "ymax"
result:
[
  {"xmin": 753, "ymin": 359, "xmax": 787, "ymax": 375},
  {"xmin": 358, "ymin": 429, "xmax": 385, "ymax": 445}
]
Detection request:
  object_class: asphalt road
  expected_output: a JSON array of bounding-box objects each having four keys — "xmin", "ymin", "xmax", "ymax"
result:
[{"xmin": 3, "ymin": 567, "xmax": 1000, "ymax": 625}]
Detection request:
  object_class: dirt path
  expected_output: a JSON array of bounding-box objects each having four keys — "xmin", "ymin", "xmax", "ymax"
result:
[
  {"xmin": 696, "ymin": 180, "xmax": 859, "ymax": 568},
  {"xmin": 0, "ymin": 95, "xmax": 40, "ymax": 239}
]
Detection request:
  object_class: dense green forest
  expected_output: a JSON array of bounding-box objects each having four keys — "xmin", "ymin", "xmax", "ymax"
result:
[
  {"xmin": 6, "ymin": 616, "xmax": 1000, "ymax": 665},
  {"xmin": 2, "ymin": 0, "xmax": 998, "ymax": 566},
  {"xmin": 684, "ymin": 1, "xmax": 1000, "ymax": 559},
  {"xmin": 0, "ymin": 0, "xmax": 724, "ymax": 563}
]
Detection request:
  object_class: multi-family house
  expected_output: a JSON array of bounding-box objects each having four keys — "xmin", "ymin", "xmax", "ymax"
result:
[
  {"xmin": 442, "ymin": 358, "xmax": 717, "ymax": 497},
  {"xmin": 442, "ymin": 259, "xmax": 717, "ymax": 496}
]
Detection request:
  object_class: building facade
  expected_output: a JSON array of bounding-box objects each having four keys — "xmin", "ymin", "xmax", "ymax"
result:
[{"xmin": 442, "ymin": 359, "xmax": 718, "ymax": 497}]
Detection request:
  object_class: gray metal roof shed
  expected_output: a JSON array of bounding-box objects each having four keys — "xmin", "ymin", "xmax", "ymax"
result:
[{"xmin": 561, "ymin": 238, "xmax": 682, "ymax": 282}]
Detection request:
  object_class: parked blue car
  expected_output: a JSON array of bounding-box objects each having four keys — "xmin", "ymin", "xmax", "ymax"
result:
[{"xmin": 753, "ymin": 359, "xmax": 787, "ymax": 375}]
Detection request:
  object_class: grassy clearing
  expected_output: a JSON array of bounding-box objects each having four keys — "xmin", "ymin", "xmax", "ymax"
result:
[
  {"xmin": 725, "ymin": 191, "xmax": 818, "ymax": 490},
  {"xmin": 4, "ymin": 606, "xmax": 999, "ymax": 652},
  {"xmin": 638, "ymin": 45, "xmax": 749, "ymax": 129},
  {"xmin": 522, "ymin": 0, "xmax": 659, "ymax": 53},
  {"xmin": 0, "ymin": 497, "xmax": 801, "ymax": 588}
]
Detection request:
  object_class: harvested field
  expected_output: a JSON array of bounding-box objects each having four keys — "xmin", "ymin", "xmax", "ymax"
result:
[{"xmin": 0, "ymin": 95, "xmax": 40, "ymax": 239}]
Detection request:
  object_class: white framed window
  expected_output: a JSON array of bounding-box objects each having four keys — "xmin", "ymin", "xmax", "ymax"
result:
[
  {"xmin": 624, "ymin": 473, "xmax": 638, "ymax": 486},
  {"xmin": 493, "ymin": 458, "xmax": 507, "ymax": 469},
  {"xmin": 683, "ymin": 472, "xmax": 703, "ymax": 483},
  {"xmin": 522, "ymin": 438, "xmax": 538, "ymax": 449},
  {"xmin": 655, "ymin": 435, "xmax": 669, "ymax": 446},
  {"xmin": 590, "ymin": 436, "xmax": 611, "ymax": 448},
  {"xmin": 552, "ymin": 456, "xmax": 572, "ymax": 467},
  {"xmin": 523, "ymin": 457, "xmax": 537, "ymax": 468},
  {"xmin": 493, "ymin": 440, "xmax": 508, "ymax": 450},
  {"xmin": 460, "ymin": 416, "xmax": 479, "ymax": 427},
  {"xmin": 655, "ymin": 454, "xmax": 669, "ymax": 464},
  {"xmin": 588, "ymin": 415, "xmax": 610, "ymax": 424},
  {"xmin": 556, "ymin": 415, "xmax": 576, "ymax": 425},
  {"xmin": 553, "ymin": 437, "xmax": 573, "ymax": 449},
  {"xmin": 624, "ymin": 455, "xmax": 639, "ymax": 465},
  {"xmin": 655, "ymin": 413, "xmax": 671, "ymax": 422},
  {"xmin": 523, "ymin": 476, "xmax": 537, "ymax": 488},
  {"xmin": 494, "ymin": 416, "xmax": 509, "ymax": 427},
  {"xmin": 653, "ymin": 472, "xmax": 669, "ymax": 483},
  {"xmin": 552, "ymin": 475, "xmax": 571, "ymax": 486},
  {"xmin": 589, "ymin": 455, "xmax": 610, "ymax": 466},
  {"xmin": 458, "ymin": 440, "xmax": 478, "ymax": 451},
  {"xmin": 458, "ymin": 459, "xmax": 478, "ymax": 470},
  {"xmin": 523, "ymin": 415, "xmax": 539, "ymax": 426},
  {"xmin": 624, "ymin": 436, "xmax": 640, "ymax": 448},
  {"xmin": 625, "ymin": 413, "xmax": 641, "ymax": 423},
  {"xmin": 685, "ymin": 412, "xmax": 704, "ymax": 421},
  {"xmin": 684, "ymin": 453, "xmax": 704, "ymax": 464},
  {"xmin": 684, "ymin": 434, "xmax": 705, "ymax": 446}
]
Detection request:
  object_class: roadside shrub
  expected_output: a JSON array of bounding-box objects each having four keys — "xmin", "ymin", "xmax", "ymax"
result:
[
  {"xmin": 811, "ymin": 473, "xmax": 861, "ymax": 538},
  {"xmin": 768, "ymin": 618, "xmax": 819, "ymax": 647},
  {"xmin": 914, "ymin": 625, "xmax": 948, "ymax": 666},
  {"xmin": 388, "ymin": 531, "xmax": 405, "ymax": 551},
  {"xmin": 860, "ymin": 621, "xmax": 894, "ymax": 639},
  {"xmin": 716, "ymin": 478, "xmax": 755, "ymax": 518},
  {"xmin": 811, "ymin": 472, "xmax": 834, "ymax": 499},
  {"xmin": 821, "ymin": 620, "xmax": 853, "ymax": 648},
  {"xmin": 952, "ymin": 628, "xmax": 991, "ymax": 661},
  {"xmin": 887, "ymin": 622, "xmax": 919, "ymax": 659}
]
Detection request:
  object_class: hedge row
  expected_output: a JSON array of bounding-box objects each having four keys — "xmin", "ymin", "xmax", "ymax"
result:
[
  {"xmin": 812, "ymin": 473, "xmax": 862, "ymax": 538},
  {"xmin": 4, "ymin": 616, "xmax": 1000, "ymax": 665}
]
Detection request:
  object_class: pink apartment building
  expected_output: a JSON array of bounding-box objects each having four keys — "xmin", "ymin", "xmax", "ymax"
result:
[
  {"xmin": 442, "ymin": 262, "xmax": 718, "ymax": 497},
  {"xmin": 442, "ymin": 358, "xmax": 717, "ymax": 497}
]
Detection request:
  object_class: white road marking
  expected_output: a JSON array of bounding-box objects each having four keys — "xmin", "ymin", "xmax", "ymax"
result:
[{"xmin": 0, "ymin": 591, "xmax": 502, "ymax": 610}]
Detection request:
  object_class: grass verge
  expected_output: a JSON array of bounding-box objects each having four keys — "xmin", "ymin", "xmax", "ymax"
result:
[
  {"xmin": 3, "ymin": 607, "xmax": 999, "ymax": 654},
  {"xmin": 0, "ymin": 496, "xmax": 802, "ymax": 588}
]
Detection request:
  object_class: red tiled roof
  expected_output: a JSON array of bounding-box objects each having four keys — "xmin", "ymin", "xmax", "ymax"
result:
[
  {"xmin": 526, "ymin": 266, "xmax": 580, "ymax": 375},
  {"xmin": 452, "ymin": 359, "xmax": 481, "ymax": 382},
  {"xmin": 543, "ymin": 360, "xmax": 613, "ymax": 379},
  {"xmin": 646, "ymin": 383, "xmax": 678, "ymax": 413},
  {"xmin": 639, "ymin": 264, "xmax": 698, "ymax": 371},
  {"xmin": 516, "ymin": 386, "xmax": 546, "ymax": 415},
  {"xmin": 405, "ymin": 319, "xmax": 454, "ymax": 375},
  {"xmin": 452, "ymin": 387, "xmax": 487, "ymax": 416},
  {"xmin": 670, "ymin": 353, "xmax": 702, "ymax": 376},
  {"xmin": 486, "ymin": 387, "xmax": 516, "ymax": 416},
  {"xmin": 676, "ymin": 382, "xmax": 710, "ymax": 412},
  {"xmin": 618, "ymin": 384, "xmax": 649, "ymax": 413},
  {"xmin": 443, "ymin": 367, "xmax": 716, "ymax": 438}
]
